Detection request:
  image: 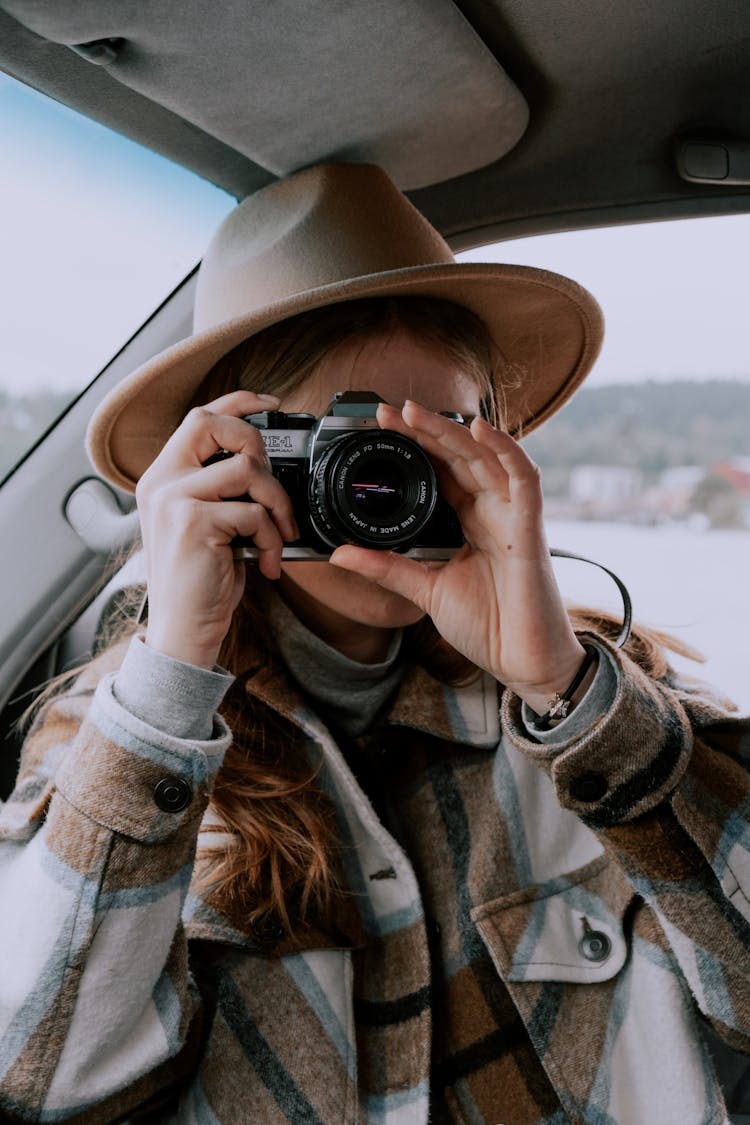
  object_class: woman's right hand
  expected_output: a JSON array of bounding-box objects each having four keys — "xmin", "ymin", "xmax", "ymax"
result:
[{"xmin": 136, "ymin": 390, "xmax": 298, "ymax": 669}]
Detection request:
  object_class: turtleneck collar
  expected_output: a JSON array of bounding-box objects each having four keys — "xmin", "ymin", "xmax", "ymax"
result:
[{"xmin": 266, "ymin": 592, "xmax": 405, "ymax": 737}]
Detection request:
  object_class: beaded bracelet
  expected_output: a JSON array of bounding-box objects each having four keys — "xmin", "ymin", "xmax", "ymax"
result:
[{"xmin": 534, "ymin": 643, "xmax": 598, "ymax": 730}]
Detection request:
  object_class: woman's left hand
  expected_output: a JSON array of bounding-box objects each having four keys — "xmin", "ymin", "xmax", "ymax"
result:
[{"xmin": 329, "ymin": 400, "xmax": 587, "ymax": 713}]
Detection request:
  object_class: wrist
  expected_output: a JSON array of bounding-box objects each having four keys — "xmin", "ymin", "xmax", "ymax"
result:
[
  {"xmin": 508, "ymin": 643, "xmax": 592, "ymax": 718},
  {"xmin": 145, "ymin": 627, "xmax": 222, "ymax": 671},
  {"xmin": 527, "ymin": 645, "xmax": 599, "ymax": 728}
]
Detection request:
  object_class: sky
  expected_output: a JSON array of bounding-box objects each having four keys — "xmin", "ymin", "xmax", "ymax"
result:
[
  {"xmin": 458, "ymin": 217, "xmax": 750, "ymax": 387},
  {"xmin": 0, "ymin": 72, "xmax": 234, "ymax": 395},
  {"xmin": 2, "ymin": 70, "xmax": 750, "ymax": 395}
]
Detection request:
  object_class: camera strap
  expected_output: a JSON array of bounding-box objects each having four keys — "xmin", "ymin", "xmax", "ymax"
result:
[{"xmin": 550, "ymin": 547, "xmax": 633, "ymax": 649}]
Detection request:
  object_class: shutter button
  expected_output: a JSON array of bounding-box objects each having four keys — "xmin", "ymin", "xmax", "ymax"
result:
[
  {"xmin": 153, "ymin": 776, "xmax": 192, "ymax": 813},
  {"xmin": 579, "ymin": 930, "xmax": 612, "ymax": 962}
]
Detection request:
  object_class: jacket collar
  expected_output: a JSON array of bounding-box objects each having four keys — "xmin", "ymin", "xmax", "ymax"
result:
[{"xmin": 241, "ymin": 650, "xmax": 500, "ymax": 750}]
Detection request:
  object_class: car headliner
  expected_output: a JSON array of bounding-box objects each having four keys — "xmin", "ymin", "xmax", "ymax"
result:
[{"xmin": 1, "ymin": 0, "xmax": 750, "ymax": 247}]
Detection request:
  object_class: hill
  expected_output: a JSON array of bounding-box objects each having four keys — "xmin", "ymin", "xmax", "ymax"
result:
[{"xmin": 521, "ymin": 379, "xmax": 750, "ymax": 494}]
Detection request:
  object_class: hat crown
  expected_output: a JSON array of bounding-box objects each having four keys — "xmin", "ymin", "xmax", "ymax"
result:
[
  {"xmin": 194, "ymin": 163, "xmax": 455, "ymax": 332},
  {"xmin": 87, "ymin": 160, "xmax": 603, "ymax": 493}
]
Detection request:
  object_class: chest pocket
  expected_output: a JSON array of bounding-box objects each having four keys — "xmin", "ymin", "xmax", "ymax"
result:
[
  {"xmin": 471, "ymin": 854, "xmax": 632, "ymax": 985},
  {"xmin": 470, "ymin": 855, "xmax": 730, "ymax": 1125}
]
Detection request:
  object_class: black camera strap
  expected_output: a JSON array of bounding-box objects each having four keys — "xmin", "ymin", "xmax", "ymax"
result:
[{"xmin": 550, "ymin": 547, "xmax": 633, "ymax": 649}]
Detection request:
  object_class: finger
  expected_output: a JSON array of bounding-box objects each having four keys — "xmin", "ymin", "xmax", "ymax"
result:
[
  {"xmin": 216, "ymin": 500, "xmax": 285, "ymax": 580},
  {"xmin": 199, "ymin": 389, "xmax": 281, "ymax": 416},
  {"xmin": 379, "ymin": 403, "xmax": 546, "ymax": 553},
  {"xmin": 375, "ymin": 401, "xmax": 485, "ymax": 501},
  {"xmin": 329, "ymin": 545, "xmax": 437, "ymax": 613},
  {"xmin": 378, "ymin": 401, "xmax": 508, "ymax": 497},
  {"xmin": 373, "ymin": 401, "xmax": 499, "ymax": 535},
  {"xmin": 383, "ymin": 401, "xmax": 544, "ymax": 511},
  {"xmin": 159, "ymin": 408, "xmax": 273, "ymax": 472},
  {"xmin": 187, "ymin": 454, "xmax": 299, "ymax": 541},
  {"xmin": 469, "ymin": 416, "xmax": 544, "ymax": 505}
]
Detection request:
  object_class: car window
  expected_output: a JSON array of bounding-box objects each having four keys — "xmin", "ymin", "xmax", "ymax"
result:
[
  {"xmin": 0, "ymin": 72, "xmax": 234, "ymax": 483},
  {"xmin": 458, "ymin": 218, "xmax": 750, "ymax": 709}
]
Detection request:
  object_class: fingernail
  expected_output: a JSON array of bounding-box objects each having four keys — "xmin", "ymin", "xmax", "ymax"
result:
[{"xmin": 257, "ymin": 393, "xmax": 281, "ymax": 404}]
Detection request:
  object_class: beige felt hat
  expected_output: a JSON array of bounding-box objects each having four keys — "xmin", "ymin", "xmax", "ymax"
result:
[{"xmin": 87, "ymin": 162, "xmax": 604, "ymax": 492}]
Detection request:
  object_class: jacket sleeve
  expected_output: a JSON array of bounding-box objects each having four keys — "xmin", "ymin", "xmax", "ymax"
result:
[
  {"xmin": 0, "ymin": 640, "xmax": 232, "ymax": 1122},
  {"xmin": 501, "ymin": 631, "xmax": 750, "ymax": 1049}
]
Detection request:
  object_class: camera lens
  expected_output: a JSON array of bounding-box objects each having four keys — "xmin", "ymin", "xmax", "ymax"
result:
[
  {"xmin": 309, "ymin": 430, "xmax": 437, "ymax": 550},
  {"xmin": 347, "ymin": 458, "xmax": 405, "ymax": 519}
]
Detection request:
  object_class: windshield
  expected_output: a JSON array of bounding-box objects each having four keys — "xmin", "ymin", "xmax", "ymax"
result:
[{"xmin": 0, "ymin": 71, "xmax": 234, "ymax": 480}]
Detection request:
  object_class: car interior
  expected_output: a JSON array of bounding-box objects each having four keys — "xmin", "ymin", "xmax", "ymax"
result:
[{"xmin": 1, "ymin": 1, "xmax": 750, "ymax": 1117}]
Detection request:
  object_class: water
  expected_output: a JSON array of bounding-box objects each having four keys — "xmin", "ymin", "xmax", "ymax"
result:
[{"xmin": 546, "ymin": 520, "xmax": 750, "ymax": 711}]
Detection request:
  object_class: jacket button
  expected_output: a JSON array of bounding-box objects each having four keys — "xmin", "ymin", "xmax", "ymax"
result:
[
  {"xmin": 579, "ymin": 930, "xmax": 612, "ymax": 962},
  {"xmin": 569, "ymin": 771, "xmax": 608, "ymax": 802},
  {"xmin": 153, "ymin": 776, "xmax": 192, "ymax": 812},
  {"xmin": 251, "ymin": 914, "xmax": 285, "ymax": 945}
]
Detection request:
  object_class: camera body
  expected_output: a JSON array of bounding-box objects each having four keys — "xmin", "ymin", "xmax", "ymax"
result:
[{"xmin": 232, "ymin": 391, "xmax": 465, "ymax": 560}]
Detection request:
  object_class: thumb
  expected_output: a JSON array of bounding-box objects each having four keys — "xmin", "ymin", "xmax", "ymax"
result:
[{"xmin": 330, "ymin": 545, "xmax": 435, "ymax": 613}]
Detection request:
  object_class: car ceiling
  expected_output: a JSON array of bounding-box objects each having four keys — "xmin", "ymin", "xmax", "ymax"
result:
[{"xmin": 1, "ymin": 0, "xmax": 750, "ymax": 248}]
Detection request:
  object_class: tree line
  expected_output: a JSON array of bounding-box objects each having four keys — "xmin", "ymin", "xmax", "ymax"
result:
[{"xmin": 521, "ymin": 379, "xmax": 750, "ymax": 496}]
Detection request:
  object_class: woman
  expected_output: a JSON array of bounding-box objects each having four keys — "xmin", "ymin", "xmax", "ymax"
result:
[{"xmin": 1, "ymin": 163, "xmax": 749, "ymax": 1125}]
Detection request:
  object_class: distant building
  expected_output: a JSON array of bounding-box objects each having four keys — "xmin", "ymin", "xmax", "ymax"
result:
[
  {"xmin": 705, "ymin": 458, "xmax": 750, "ymax": 528},
  {"xmin": 711, "ymin": 457, "xmax": 750, "ymax": 496},
  {"xmin": 659, "ymin": 466, "xmax": 705, "ymax": 492},
  {"xmin": 653, "ymin": 465, "xmax": 706, "ymax": 517},
  {"xmin": 569, "ymin": 465, "xmax": 643, "ymax": 509}
]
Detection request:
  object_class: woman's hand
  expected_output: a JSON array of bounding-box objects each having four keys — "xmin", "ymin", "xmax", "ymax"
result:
[
  {"xmin": 136, "ymin": 390, "xmax": 298, "ymax": 669},
  {"xmin": 329, "ymin": 400, "xmax": 587, "ymax": 713}
]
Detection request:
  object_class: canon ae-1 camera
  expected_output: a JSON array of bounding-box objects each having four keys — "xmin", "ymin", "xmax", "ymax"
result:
[{"xmin": 232, "ymin": 391, "xmax": 465, "ymax": 560}]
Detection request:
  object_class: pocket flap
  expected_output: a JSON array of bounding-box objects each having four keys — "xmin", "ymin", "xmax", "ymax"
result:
[{"xmin": 471, "ymin": 855, "xmax": 634, "ymax": 984}]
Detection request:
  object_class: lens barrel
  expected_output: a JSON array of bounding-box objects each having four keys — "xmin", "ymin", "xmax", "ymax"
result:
[{"xmin": 308, "ymin": 430, "xmax": 438, "ymax": 550}]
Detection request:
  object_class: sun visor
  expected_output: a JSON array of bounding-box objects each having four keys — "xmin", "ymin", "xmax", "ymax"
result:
[{"xmin": 0, "ymin": 0, "xmax": 529, "ymax": 189}]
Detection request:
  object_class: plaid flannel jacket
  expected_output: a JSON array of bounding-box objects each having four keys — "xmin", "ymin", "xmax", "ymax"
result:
[{"xmin": 1, "ymin": 633, "xmax": 750, "ymax": 1124}]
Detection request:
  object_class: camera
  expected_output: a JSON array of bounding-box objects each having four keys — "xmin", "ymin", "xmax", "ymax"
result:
[{"xmin": 232, "ymin": 391, "xmax": 465, "ymax": 560}]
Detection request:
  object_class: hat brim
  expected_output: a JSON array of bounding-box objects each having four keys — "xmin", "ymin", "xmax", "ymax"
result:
[{"xmin": 87, "ymin": 262, "xmax": 603, "ymax": 492}]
